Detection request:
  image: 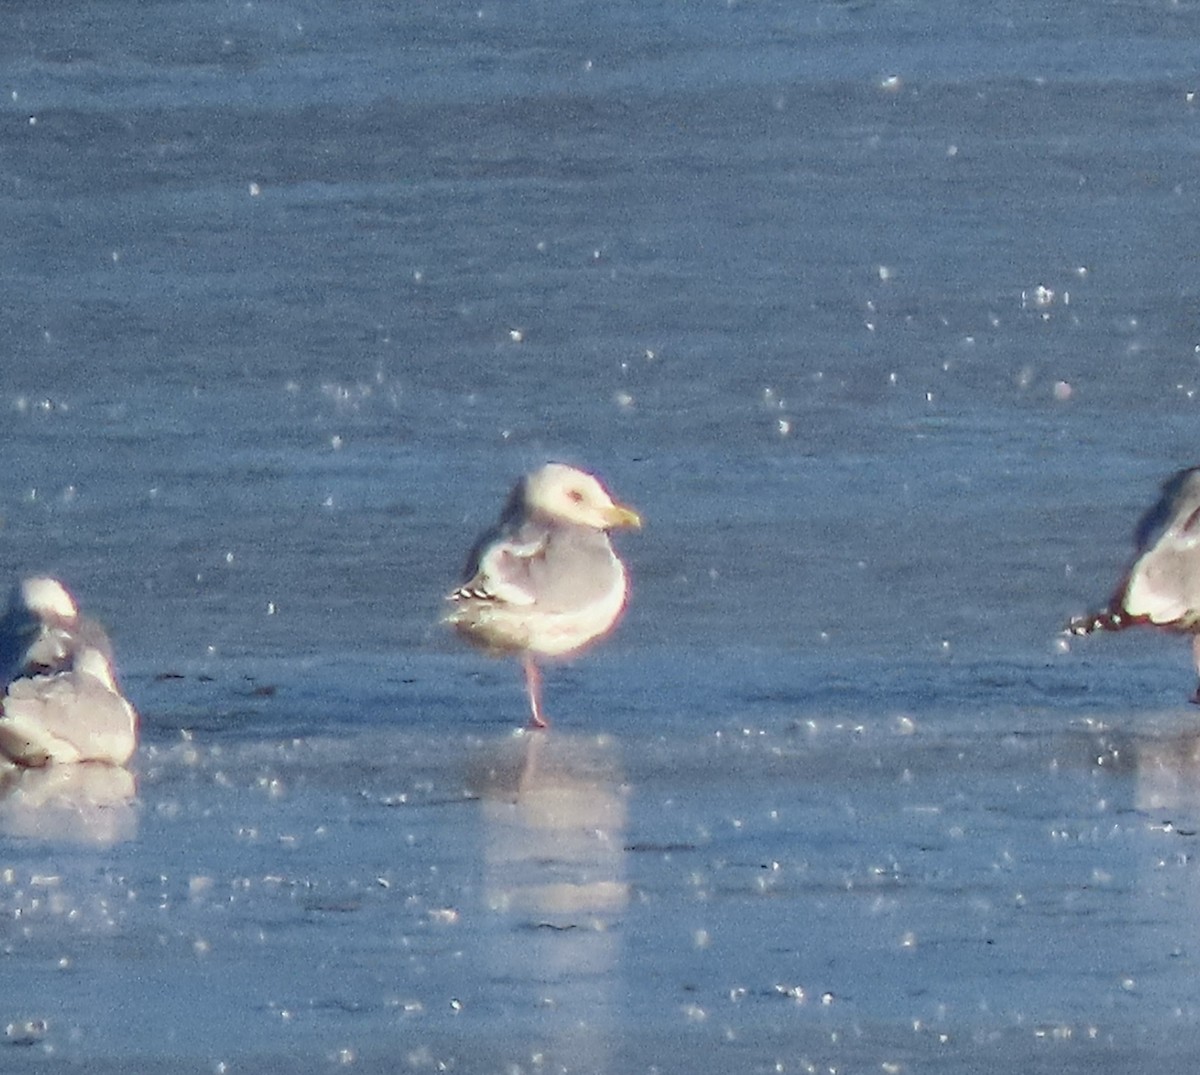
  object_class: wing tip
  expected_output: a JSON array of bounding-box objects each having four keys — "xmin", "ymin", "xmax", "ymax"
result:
[{"xmin": 1066, "ymin": 608, "xmax": 1132, "ymax": 635}]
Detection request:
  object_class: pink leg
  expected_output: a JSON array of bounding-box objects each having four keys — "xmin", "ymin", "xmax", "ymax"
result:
[{"xmin": 522, "ymin": 654, "xmax": 549, "ymax": 729}]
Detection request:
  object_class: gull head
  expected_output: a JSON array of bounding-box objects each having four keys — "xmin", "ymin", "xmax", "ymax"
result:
[
  {"xmin": 523, "ymin": 463, "xmax": 642, "ymax": 532},
  {"xmin": 15, "ymin": 577, "xmax": 79, "ymax": 626}
]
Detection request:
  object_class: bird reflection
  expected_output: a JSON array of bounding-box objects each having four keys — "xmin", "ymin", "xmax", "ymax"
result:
[
  {"xmin": 471, "ymin": 730, "xmax": 627, "ymax": 1071},
  {"xmin": 1135, "ymin": 732, "xmax": 1200, "ymax": 818},
  {"xmin": 0, "ymin": 762, "xmax": 137, "ymax": 845}
]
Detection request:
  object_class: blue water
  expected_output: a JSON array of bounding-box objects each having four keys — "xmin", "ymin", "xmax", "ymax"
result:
[{"xmin": 3, "ymin": 1, "xmax": 1200, "ymax": 1071}]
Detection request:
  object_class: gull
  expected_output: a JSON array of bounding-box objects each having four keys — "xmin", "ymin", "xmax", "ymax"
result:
[
  {"xmin": 1068, "ymin": 466, "xmax": 1200, "ymax": 700},
  {"xmin": 0, "ymin": 578, "xmax": 138, "ymax": 767},
  {"xmin": 445, "ymin": 463, "xmax": 641, "ymax": 728}
]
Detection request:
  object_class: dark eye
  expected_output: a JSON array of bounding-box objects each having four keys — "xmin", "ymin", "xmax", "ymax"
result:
[{"xmin": 567, "ymin": 489, "xmax": 584, "ymax": 503}]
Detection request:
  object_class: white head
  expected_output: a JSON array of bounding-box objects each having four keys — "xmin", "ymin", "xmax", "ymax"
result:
[
  {"xmin": 16, "ymin": 577, "xmax": 79, "ymax": 625},
  {"xmin": 522, "ymin": 463, "xmax": 642, "ymax": 531}
]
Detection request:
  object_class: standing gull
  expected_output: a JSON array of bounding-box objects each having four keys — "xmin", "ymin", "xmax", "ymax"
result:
[
  {"xmin": 1069, "ymin": 466, "xmax": 1200, "ymax": 700},
  {"xmin": 0, "ymin": 578, "xmax": 138, "ymax": 767},
  {"xmin": 445, "ymin": 463, "xmax": 642, "ymax": 728}
]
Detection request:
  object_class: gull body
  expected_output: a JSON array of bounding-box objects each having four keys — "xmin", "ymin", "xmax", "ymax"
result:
[
  {"xmin": 1069, "ymin": 466, "xmax": 1200, "ymax": 699},
  {"xmin": 445, "ymin": 463, "xmax": 641, "ymax": 728},
  {"xmin": 0, "ymin": 578, "xmax": 138, "ymax": 767}
]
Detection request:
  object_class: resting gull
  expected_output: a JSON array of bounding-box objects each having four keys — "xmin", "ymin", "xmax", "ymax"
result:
[
  {"xmin": 1068, "ymin": 466, "xmax": 1200, "ymax": 700},
  {"xmin": 445, "ymin": 463, "xmax": 641, "ymax": 728},
  {"xmin": 0, "ymin": 578, "xmax": 138, "ymax": 767}
]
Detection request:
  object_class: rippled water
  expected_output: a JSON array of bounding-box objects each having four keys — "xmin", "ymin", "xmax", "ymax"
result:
[{"xmin": 3, "ymin": 1, "xmax": 1200, "ymax": 1071}]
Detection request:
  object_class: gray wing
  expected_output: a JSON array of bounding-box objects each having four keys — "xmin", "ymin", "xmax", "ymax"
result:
[
  {"xmin": 453, "ymin": 517, "xmax": 619, "ymax": 613},
  {"xmin": 518, "ymin": 525, "xmax": 623, "ymax": 612}
]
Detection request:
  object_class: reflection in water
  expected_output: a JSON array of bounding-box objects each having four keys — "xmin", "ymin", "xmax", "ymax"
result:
[
  {"xmin": 1136, "ymin": 732, "xmax": 1200, "ymax": 817},
  {"xmin": 472, "ymin": 731, "xmax": 627, "ymax": 1073},
  {"xmin": 0, "ymin": 763, "xmax": 137, "ymax": 845}
]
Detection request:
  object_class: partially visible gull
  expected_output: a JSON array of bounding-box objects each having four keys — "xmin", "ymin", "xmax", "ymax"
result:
[
  {"xmin": 1068, "ymin": 466, "xmax": 1200, "ymax": 700},
  {"xmin": 0, "ymin": 578, "xmax": 138, "ymax": 767},
  {"xmin": 445, "ymin": 463, "xmax": 642, "ymax": 728}
]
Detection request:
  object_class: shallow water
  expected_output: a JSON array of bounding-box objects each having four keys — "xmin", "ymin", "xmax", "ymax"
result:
[{"xmin": 3, "ymin": 0, "xmax": 1200, "ymax": 1071}]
